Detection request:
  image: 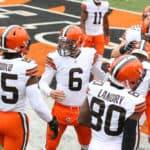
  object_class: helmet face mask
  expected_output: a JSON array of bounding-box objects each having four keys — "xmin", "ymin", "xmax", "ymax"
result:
[
  {"xmin": 58, "ymin": 37, "xmax": 77, "ymax": 57},
  {"xmin": 57, "ymin": 25, "xmax": 83, "ymax": 57},
  {"xmin": 20, "ymin": 40, "xmax": 31, "ymax": 54}
]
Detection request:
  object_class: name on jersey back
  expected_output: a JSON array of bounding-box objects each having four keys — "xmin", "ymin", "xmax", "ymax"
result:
[
  {"xmin": 0, "ymin": 63, "xmax": 13, "ymax": 71},
  {"xmin": 97, "ymin": 89, "xmax": 125, "ymax": 105}
]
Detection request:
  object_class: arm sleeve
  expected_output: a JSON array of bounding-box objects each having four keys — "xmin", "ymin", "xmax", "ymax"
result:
[
  {"xmin": 121, "ymin": 117, "xmax": 139, "ymax": 150},
  {"xmin": 26, "ymin": 84, "xmax": 52, "ymax": 122},
  {"xmin": 146, "ymin": 91, "xmax": 150, "ymax": 133},
  {"xmin": 38, "ymin": 66, "xmax": 56, "ymax": 96}
]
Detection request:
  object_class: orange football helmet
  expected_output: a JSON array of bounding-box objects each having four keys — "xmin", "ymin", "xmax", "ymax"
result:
[
  {"xmin": 57, "ymin": 25, "xmax": 83, "ymax": 57},
  {"xmin": 0, "ymin": 25, "xmax": 30, "ymax": 54},
  {"xmin": 109, "ymin": 55, "xmax": 143, "ymax": 89}
]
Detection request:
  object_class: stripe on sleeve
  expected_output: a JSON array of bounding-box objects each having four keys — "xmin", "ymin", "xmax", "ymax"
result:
[
  {"xmin": 135, "ymin": 102, "xmax": 146, "ymax": 112},
  {"xmin": 46, "ymin": 57, "xmax": 57, "ymax": 70},
  {"xmin": 26, "ymin": 66, "xmax": 38, "ymax": 76}
]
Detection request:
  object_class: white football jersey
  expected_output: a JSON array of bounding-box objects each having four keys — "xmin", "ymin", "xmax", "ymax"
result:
[
  {"xmin": 0, "ymin": 57, "xmax": 37, "ymax": 112},
  {"xmin": 82, "ymin": 0, "xmax": 109, "ymax": 35},
  {"xmin": 87, "ymin": 80, "xmax": 145, "ymax": 146},
  {"xmin": 125, "ymin": 25, "xmax": 142, "ymax": 43},
  {"xmin": 45, "ymin": 47, "xmax": 103, "ymax": 106}
]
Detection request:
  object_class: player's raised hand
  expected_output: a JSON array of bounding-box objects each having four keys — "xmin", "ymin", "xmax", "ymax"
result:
[{"xmin": 119, "ymin": 41, "xmax": 136, "ymax": 54}]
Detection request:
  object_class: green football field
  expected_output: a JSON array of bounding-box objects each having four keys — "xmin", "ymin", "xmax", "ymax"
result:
[
  {"xmin": 79, "ymin": 0, "xmax": 149, "ymax": 12},
  {"xmin": 108, "ymin": 0, "xmax": 149, "ymax": 12}
]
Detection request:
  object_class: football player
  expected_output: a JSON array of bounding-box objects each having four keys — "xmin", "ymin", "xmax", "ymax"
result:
[
  {"xmin": 129, "ymin": 40, "xmax": 150, "ymax": 143},
  {"xmin": 102, "ymin": 39, "xmax": 150, "ymax": 143},
  {"xmin": 78, "ymin": 54, "xmax": 146, "ymax": 150},
  {"xmin": 0, "ymin": 25, "xmax": 59, "ymax": 150},
  {"xmin": 110, "ymin": 5, "xmax": 150, "ymax": 143},
  {"xmin": 111, "ymin": 5, "xmax": 150, "ymax": 57},
  {"xmin": 80, "ymin": 0, "xmax": 110, "ymax": 55},
  {"xmin": 39, "ymin": 24, "xmax": 106, "ymax": 150}
]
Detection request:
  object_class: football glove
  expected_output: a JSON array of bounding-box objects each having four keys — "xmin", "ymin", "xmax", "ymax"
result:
[
  {"xmin": 101, "ymin": 62, "xmax": 110, "ymax": 73},
  {"xmin": 48, "ymin": 116, "xmax": 59, "ymax": 139},
  {"xmin": 119, "ymin": 41, "xmax": 136, "ymax": 54}
]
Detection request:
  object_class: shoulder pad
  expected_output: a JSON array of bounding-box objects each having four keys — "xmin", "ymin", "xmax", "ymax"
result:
[
  {"xmin": 21, "ymin": 58, "xmax": 33, "ymax": 63},
  {"xmin": 125, "ymin": 90, "xmax": 146, "ymax": 113},
  {"xmin": 89, "ymin": 80, "xmax": 104, "ymax": 89},
  {"xmin": 23, "ymin": 59, "xmax": 38, "ymax": 76},
  {"xmin": 47, "ymin": 51, "xmax": 58, "ymax": 59},
  {"xmin": 102, "ymin": 0, "xmax": 109, "ymax": 7}
]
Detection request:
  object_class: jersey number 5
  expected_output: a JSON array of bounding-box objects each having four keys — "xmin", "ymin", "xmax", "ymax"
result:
[{"xmin": 1, "ymin": 72, "xmax": 18, "ymax": 104}]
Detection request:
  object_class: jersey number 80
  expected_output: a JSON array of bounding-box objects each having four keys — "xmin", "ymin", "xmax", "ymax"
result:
[{"xmin": 90, "ymin": 97, "xmax": 126, "ymax": 136}]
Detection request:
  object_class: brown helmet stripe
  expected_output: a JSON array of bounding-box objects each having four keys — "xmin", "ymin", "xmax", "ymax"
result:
[
  {"xmin": 112, "ymin": 56, "xmax": 136, "ymax": 79},
  {"xmin": 1, "ymin": 25, "xmax": 19, "ymax": 48},
  {"xmin": 61, "ymin": 25, "xmax": 72, "ymax": 37}
]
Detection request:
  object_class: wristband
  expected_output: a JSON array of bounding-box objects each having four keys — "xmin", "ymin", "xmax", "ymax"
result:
[{"xmin": 119, "ymin": 46, "xmax": 126, "ymax": 54}]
